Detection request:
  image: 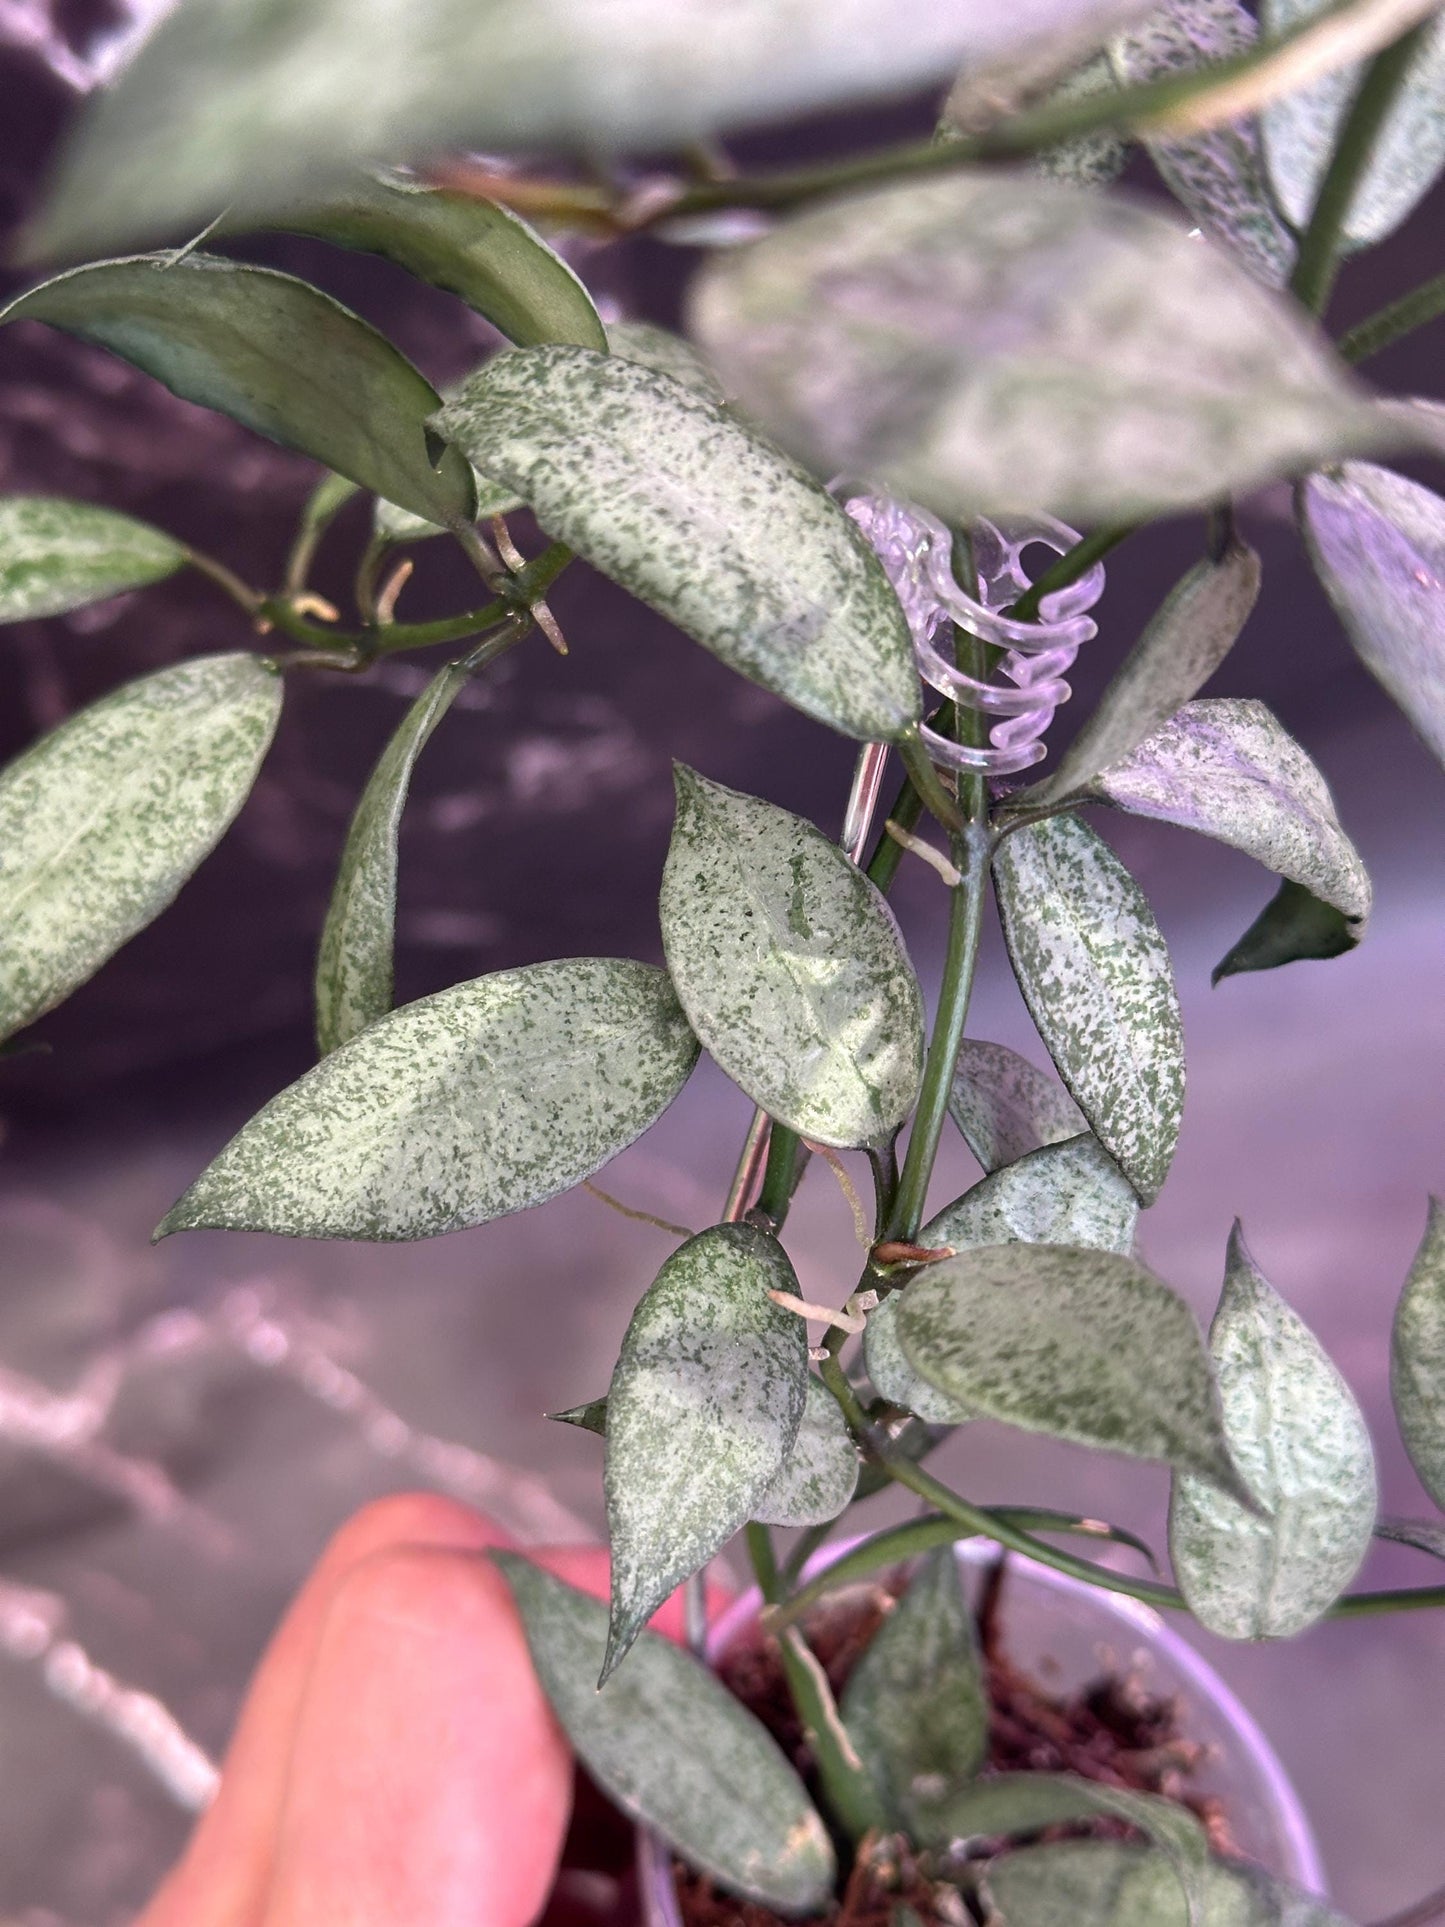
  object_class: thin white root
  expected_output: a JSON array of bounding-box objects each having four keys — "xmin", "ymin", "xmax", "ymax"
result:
[
  {"xmin": 884, "ymin": 819, "xmax": 962, "ymax": 887},
  {"xmin": 767, "ymin": 1289, "xmax": 868, "ymax": 1335}
]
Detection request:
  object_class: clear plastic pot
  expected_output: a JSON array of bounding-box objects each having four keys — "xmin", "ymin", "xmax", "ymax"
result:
[{"xmin": 636, "ymin": 1537, "xmax": 1326, "ymax": 1924}]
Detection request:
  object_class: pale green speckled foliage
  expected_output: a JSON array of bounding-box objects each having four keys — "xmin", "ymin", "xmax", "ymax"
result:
[
  {"xmin": 0, "ymin": 495, "xmax": 185, "ymax": 621},
  {"xmin": 661, "ymin": 768, "xmax": 925, "ymax": 1148}
]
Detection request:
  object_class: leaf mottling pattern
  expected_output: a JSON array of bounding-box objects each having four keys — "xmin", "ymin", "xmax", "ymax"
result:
[
  {"xmin": 866, "ymin": 1132, "xmax": 1137, "ymax": 1422},
  {"xmin": 495, "ymin": 1556, "xmax": 833, "ymax": 1913},
  {"xmin": 0, "ymin": 653, "xmax": 281, "ymax": 1044},
  {"xmin": 1170, "ymin": 1226, "xmax": 1376, "ymax": 1638},
  {"xmin": 1094, "ymin": 697, "xmax": 1371, "ymax": 927},
  {"xmin": 2, "ymin": 254, "xmax": 476, "ymax": 529},
  {"xmin": 692, "ymin": 171, "xmax": 1389, "ymax": 525},
  {"xmin": 604, "ymin": 1224, "xmax": 807, "ymax": 1675},
  {"xmin": 897, "ymin": 1243, "xmax": 1247, "ymax": 1499},
  {"xmin": 840, "ymin": 1549, "xmax": 987, "ymax": 1832},
  {"xmin": 0, "ymin": 495, "xmax": 185, "ymax": 622},
  {"xmin": 751, "ymin": 1376, "xmax": 859, "ymax": 1527},
  {"xmin": 1391, "ymin": 1197, "xmax": 1445, "ymax": 1510},
  {"xmin": 660, "ymin": 769, "xmax": 924, "ymax": 1146},
  {"xmin": 948, "ymin": 1038, "xmax": 1086, "ymax": 1174},
  {"xmin": 437, "ymin": 349, "xmax": 922, "ymax": 743},
  {"xmin": 315, "ymin": 660, "xmax": 469, "ymax": 1055},
  {"xmin": 993, "ymin": 814, "xmax": 1185, "ymax": 1203},
  {"xmin": 159, "ymin": 959, "xmax": 700, "ymax": 1241},
  {"xmin": 1111, "ymin": 0, "xmax": 1296, "ymax": 285}
]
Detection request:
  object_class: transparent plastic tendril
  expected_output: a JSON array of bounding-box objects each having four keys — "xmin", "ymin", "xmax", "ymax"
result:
[{"xmin": 842, "ymin": 490, "xmax": 1106, "ymax": 777}]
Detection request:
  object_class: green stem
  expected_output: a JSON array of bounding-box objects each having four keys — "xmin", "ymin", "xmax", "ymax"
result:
[
  {"xmin": 815, "ymin": 1367, "xmax": 1445, "ymax": 1624},
  {"xmin": 1338, "ymin": 268, "xmax": 1445, "ymax": 362},
  {"xmin": 285, "ymin": 475, "xmax": 358, "ymax": 595},
  {"xmin": 899, "ymin": 729, "xmax": 963, "ymax": 833},
  {"xmin": 1289, "ymin": 22, "xmax": 1432, "ymax": 315},
  {"xmin": 756, "ymin": 1124, "xmax": 806, "ymax": 1229},
  {"xmin": 743, "ymin": 1525, "xmax": 885, "ymax": 1844},
  {"xmin": 183, "ymin": 546, "xmax": 264, "ymax": 616},
  {"xmin": 864, "ymin": 765, "xmax": 927, "ymax": 892},
  {"xmin": 1008, "ymin": 522, "xmax": 1137, "ymax": 624},
  {"xmin": 655, "ymin": 0, "xmax": 1396, "ymax": 223}
]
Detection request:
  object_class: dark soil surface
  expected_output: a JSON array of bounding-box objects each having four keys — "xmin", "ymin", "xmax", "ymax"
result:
[{"xmin": 672, "ymin": 1557, "xmax": 1235, "ymax": 1927}]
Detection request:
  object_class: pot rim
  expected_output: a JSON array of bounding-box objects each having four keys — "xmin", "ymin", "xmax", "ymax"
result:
[{"xmin": 636, "ymin": 1531, "xmax": 1327, "ymax": 1919}]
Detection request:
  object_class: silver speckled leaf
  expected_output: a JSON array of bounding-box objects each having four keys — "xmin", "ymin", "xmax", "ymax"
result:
[
  {"xmin": 897, "ymin": 1243, "xmax": 1247, "ymax": 1500},
  {"xmin": 992, "ymin": 814, "xmax": 1185, "ymax": 1204},
  {"xmin": 35, "ymin": 0, "xmax": 1147, "ymax": 254},
  {"xmin": 866, "ymin": 1133, "xmax": 1139, "ymax": 1422},
  {"xmin": 0, "ymin": 653, "xmax": 281, "ymax": 1045},
  {"xmin": 660, "ymin": 769, "xmax": 925, "ymax": 1147},
  {"xmin": 840, "ymin": 1548, "xmax": 987, "ymax": 1832},
  {"xmin": 751, "ymin": 1377, "xmax": 859, "ymax": 1527},
  {"xmin": 315, "ymin": 660, "xmax": 469, "ymax": 1056},
  {"xmin": 158, "ymin": 958, "xmax": 700, "ymax": 1240},
  {"xmin": 1093, "ymin": 697, "xmax": 1371, "ymax": 933},
  {"xmin": 1391, "ymin": 1197, "xmax": 1445, "ymax": 1510},
  {"xmin": 948, "ymin": 1039, "xmax": 1087, "ymax": 1174},
  {"xmin": 691, "ymin": 172, "xmax": 1388, "ymax": 525},
  {"xmin": 439, "ymin": 351, "xmax": 920, "ymax": 742},
  {"xmin": 1031, "ymin": 540, "xmax": 1262, "ymax": 804},
  {"xmin": 606, "ymin": 320, "xmax": 728, "ymax": 402},
  {"xmin": 1030, "ymin": 54, "xmax": 1133, "ymax": 188},
  {"xmin": 604, "ymin": 1223, "xmax": 807, "ymax": 1676},
  {"xmin": 2, "ymin": 256, "xmax": 476, "ymax": 530},
  {"xmin": 0, "ymin": 496, "xmax": 185, "ymax": 622},
  {"xmin": 1300, "ymin": 463, "xmax": 1445, "ymax": 769},
  {"xmin": 494, "ymin": 1555, "xmax": 834, "ymax": 1913},
  {"xmin": 1262, "ymin": 0, "xmax": 1445, "ymax": 248},
  {"xmin": 984, "ymin": 1841, "xmax": 1352, "ymax": 1927},
  {"xmin": 1170, "ymin": 1225, "xmax": 1376, "ymax": 1638},
  {"xmin": 1111, "ymin": 0, "xmax": 1296, "ymax": 284}
]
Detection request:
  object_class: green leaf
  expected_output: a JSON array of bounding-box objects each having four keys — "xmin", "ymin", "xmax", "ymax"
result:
[
  {"xmin": 690, "ymin": 172, "xmax": 1389, "ymax": 526},
  {"xmin": 897, "ymin": 1244, "xmax": 1248, "ymax": 1500},
  {"xmin": 928, "ymin": 1132, "xmax": 1141, "ymax": 1255},
  {"xmin": 1300, "ymin": 463, "xmax": 1445, "ymax": 769},
  {"xmin": 158, "ymin": 958, "xmax": 699, "ymax": 1240},
  {"xmin": 1211, "ymin": 877, "xmax": 1361, "ymax": 983},
  {"xmin": 34, "ymin": 0, "xmax": 1133, "ymax": 255},
  {"xmin": 869, "ymin": 1134, "xmax": 1137, "ymax": 1422},
  {"xmin": 1261, "ymin": 0, "xmax": 1445, "ymax": 248},
  {"xmin": 949, "ymin": 1039, "xmax": 1087, "ymax": 1174},
  {"xmin": 606, "ymin": 320, "xmax": 728, "ymax": 403},
  {"xmin": 2, "ymin": 255, "xmax": 476, "ymax": 530},
  {"xmin": 992, "ymin": 814, "xmax": 1185, "ymax": 1204},
  {"xmin": 1110, "ymin": 0, "xmax": 1296, "ymax": 285},
  {"xmin": 549, "ymin": 1398, "xmax": 608, "ymax": 1436},
  {"xmin": 493, "ymin": 1554, "xmax": 834, "ymax": 1913},
  {"xmin": 1028, "ymin": 542, "xmax": 1262, "ymax": 806},
  {"xmin": 1091, "ymin": 698, "xmax": 1371, "ymax": 940},
  {"xmin": 315, "ymin": 660, "xmax": 469, "ymax": 1055},
  {"xmin": 0, "ymin": 496, "xmax": 186, "ymax": 622},
  {"xmin": 1391, "ymin": 1197, "xmax": 1445, "ymax": 1510},
  {"xmin": 864, "ymin": 1291, "xmax": 975, "ymax": 1424},
  {"xmin": 983, "ymin": 1840, "xmax": 1352, "ymax": 1927},
  {"xmin": 752, "ymin": 1377, "xmax": 859, "ymax": 1527},
  {"xmin": 437, "ymin": 348, "xmax": 921, "ymax": 742},
  {"xmin": 660, "ymin": 768, "xmax": 925, "ymax": 1147},
  {"xmin": 1170, "ymin": 1224, "xmax": 1376, "ymax": 1638},
  {"xmin": 253, "ymin": 172, "xmax": 606, "ymax": 350},
  {"xmin": 840, "ymin": 1548, "xmax": 988, "ymax": 1833},
  {"xmin": 604, "ymin": 1223, "xmax": 807, "ymax": 1677},
  {"xmin": 922, "ymin": 1772, "xmax": 1208, "ymax": 1879},
  {"xmin": 1376, "ymin": 1515, "xmax": 1445, "ymax": 1558},
  {"xmin": 0, "ymin": 654, "xmax": 280, "ymax": 1045}
]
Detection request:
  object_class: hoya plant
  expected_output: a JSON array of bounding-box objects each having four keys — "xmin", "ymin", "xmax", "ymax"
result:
[{"xmin": 4, "ymin": 0, "xmax": 1445, "ymax": 1921}]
